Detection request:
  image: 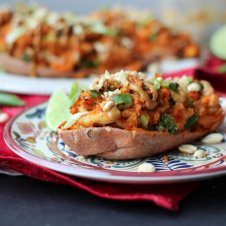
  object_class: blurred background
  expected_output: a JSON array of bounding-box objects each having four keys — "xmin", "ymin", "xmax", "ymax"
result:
[{"xmin": 2, "ymin": 0, "xmax": 226, "ymax": 47}]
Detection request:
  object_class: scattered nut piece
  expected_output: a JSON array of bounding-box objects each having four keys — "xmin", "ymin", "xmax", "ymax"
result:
[
  {"xmin": 138, "ymin": 163, "xmax": 156, "ymax": 172},
  {"xmin": 201, "ymin": 133, "xmax": 223, "ymax": 144},
  {"xmin": 0, "ymin": 112, "xmax": 9, "ymax": 123},
  {"xmin": 193, "ymin": 149, "xmax": 207, "ymax": 159},
  {"xmin": 178, "ymin": 144, "xmax": 197, "ymax": 154},
  {"xmin": 187, "ymin": 82, "xmax": 200, "ymax": 92},
  {"xmin": 162, "ymin": 154, "xmax": 169, "ymax": 163}
]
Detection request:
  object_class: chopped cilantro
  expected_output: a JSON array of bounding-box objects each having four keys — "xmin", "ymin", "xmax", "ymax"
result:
[
  {"xmin": 90, "ymin": 90, "xmax": 101, "ymax": 99},
  {"xmin": 185, "ymin": 113, "xmax": 199, "ymax": 129},
  {"xmin": 169, "ymin": 82, "xmax": 179, "ymax": 93},
  {"xmin": 149, "ymin": 32, "xmax": 159, "ymax": 41},
  {"xmin": 199, "ymin": 83, "xmax": 204, "ymax": 91},
  {"xmin": 82, "ymin": 60, "xmax": 98, "ymax": 68},
  {"xmin": 156, "ymin": 113, "xmax": 178, "ymax": 134},
  {"xmin": 187, "ymin": 97, "xmax": 194, "ymax": 107},
  {"xmin": 22, "ymin": 53, "xmax": 32, "ymax": 62}
]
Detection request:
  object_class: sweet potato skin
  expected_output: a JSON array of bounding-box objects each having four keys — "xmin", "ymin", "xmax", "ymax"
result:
[
  {"xmin": 59, "ymin": 117, "xmax": 223, "ymax": 160},
  {"xmin": 0, "ymin": 53, "xmax": 75, "ymax": 77},
  {"xmin": 0, "ymin": 47, "xmax": 178, "ymax": 78}
]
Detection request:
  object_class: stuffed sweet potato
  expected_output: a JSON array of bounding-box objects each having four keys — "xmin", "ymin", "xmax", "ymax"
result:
[
  {"xmin": 59, "ymin": 70, "xmax": 224, "ymax": 159},
  {"xmin": 0, "ymin": 5, "xmax": 199, "ymax": 77}
]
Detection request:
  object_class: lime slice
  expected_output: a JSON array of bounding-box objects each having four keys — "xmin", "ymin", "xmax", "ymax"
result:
[
  {"xmin": 210, "ymin": 25, "xmax": 226, "ymax": 60},
  {"xmin": 69, "ymin": 81, "xmax": 82, "ymax": 106},
  {"xmin": 46, "ymin": 90, "xmax": 70, "ymax": 131}
]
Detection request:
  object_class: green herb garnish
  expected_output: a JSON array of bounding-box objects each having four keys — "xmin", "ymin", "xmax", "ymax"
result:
[
  {"xmin": 22, "ymin": 53, "xmax": 32, "ymax": 62},
  {"xmin": 187, "ymin": 97, "xmax": 194, "ymax": 107},
  {"xmin": 0, "ymin": 93, "xmax": 25, "ymax": 106},
  {"xmin": 112, "ymin": 94, "xmax": 133, "ymax": 107},
  {"xmin": 185, "ymin": 113, "xmax": 199, "ymax": 129},
  {"xmin": 82, "ymin": 60, "xmax": 98, "ymax": 68},
  {"xmin": 90, "ymin": 90, "xmax": 101, "ymax": 99},
  {"xmin": 156, "ymin": 113, "xmax": 178, "ymax": 134},
  {"xmin": 169, "ymin": 82, "xmax": 179, "ymax": 93},
  {"xmin": 149, "ymin": 32, "xmax": 159, "ymax": 41},
  {"xmin": 199, "ymin": 83, "xmax": 204, "ymax": 91}
]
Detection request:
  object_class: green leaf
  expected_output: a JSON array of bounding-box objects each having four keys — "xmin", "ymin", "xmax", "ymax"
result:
[
  {"xmin": 69, "ymin": 81, "xmax": 82, "ymax": 106},
  {"xmin": 90, "ymin": 90, "xmax": 101, "ymax": 99},
  {"xmin": 185, "ymin": 113, "xmax": 199, "ymax": 129},
  {"xmin": 82, "ymin": 60, "xmax": 98, "ymax": 68},
  {"xmin": 112, "ymin": 94, "xmax": 133, "ymax": 107},
  {"xmin": 156, "ymin": 113, "xmax": 178, "ymax": 134},
  {"xmin": 0, "ymin": 93, "xmax": 25, "ymax": 106},
  {"xmin": 169, "ymin": 82, "xmax": 179, "ymax": 93}
]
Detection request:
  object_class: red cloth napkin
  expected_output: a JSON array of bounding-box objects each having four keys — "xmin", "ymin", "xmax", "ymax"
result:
[{"xmin": 0, "ymin": 66, "xmax": 224, "ymax": 211}]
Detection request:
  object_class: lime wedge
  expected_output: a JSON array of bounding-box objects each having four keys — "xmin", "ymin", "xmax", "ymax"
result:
[
  {"xmin": 69, "ymin": 81, "xmax": 82, "ymax": 106},
  {"xmin": 210, "ymin": 25, "xmax": 226, "ymax": 60},
  {"xmin": 46, "ymin": 90, "xmax": 70, "ymax": 132}
]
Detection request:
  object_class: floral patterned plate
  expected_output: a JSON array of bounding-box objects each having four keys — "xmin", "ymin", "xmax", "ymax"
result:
[{"xmin": 4, "ymin": 100, "xmax": 226, "ymax": 184}]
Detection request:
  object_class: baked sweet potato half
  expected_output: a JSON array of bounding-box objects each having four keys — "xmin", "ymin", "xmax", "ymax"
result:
[
  {"xmin": 0, "ymin": 5, "xmax": 199, "ymax": 78},
  {"xmin": 58, "ymin": 70, "xmax": 224, "ymax": 160}
]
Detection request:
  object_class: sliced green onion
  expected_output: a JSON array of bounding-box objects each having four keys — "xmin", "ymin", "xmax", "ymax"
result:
[
  {"xmin": 187, "ymin": 76, "xmax": 193, "ymax": 83},
  {"xmin": 161, "ymin": 80, "xmax": 170, "ymax": 88},
  {"xmin": 90, "ymin": 90, "xmax": 101, "ymax": 99},
  {"xmin": 62, "ymin": 112, "xmax": 88, "ymax": 129},
  {"xmin": 0, "ymin": 93, "xmax": 25, "ymax": 106},
  {"xmin": 185, "ymin": 113, "xmax": 199, "ymax": 129},
  {"xmin": 140, "ymin": 113, "xmax": 150, "ymax": 129},
  {"xmin": 152, "ymin": 77, "xmax": 163, "ymax": 90},
  {"xmin": 69, "ymin": 81, "xmax": 82, "ymax": 106},
  {"xmin": 112, "ymin": 94, "xmax": 133, "ymax": 107}
]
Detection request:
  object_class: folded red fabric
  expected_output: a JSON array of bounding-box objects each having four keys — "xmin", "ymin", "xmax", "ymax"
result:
[{"xmin": 0, "ymin": 67, "xmax": 224, "ymax": 211}]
